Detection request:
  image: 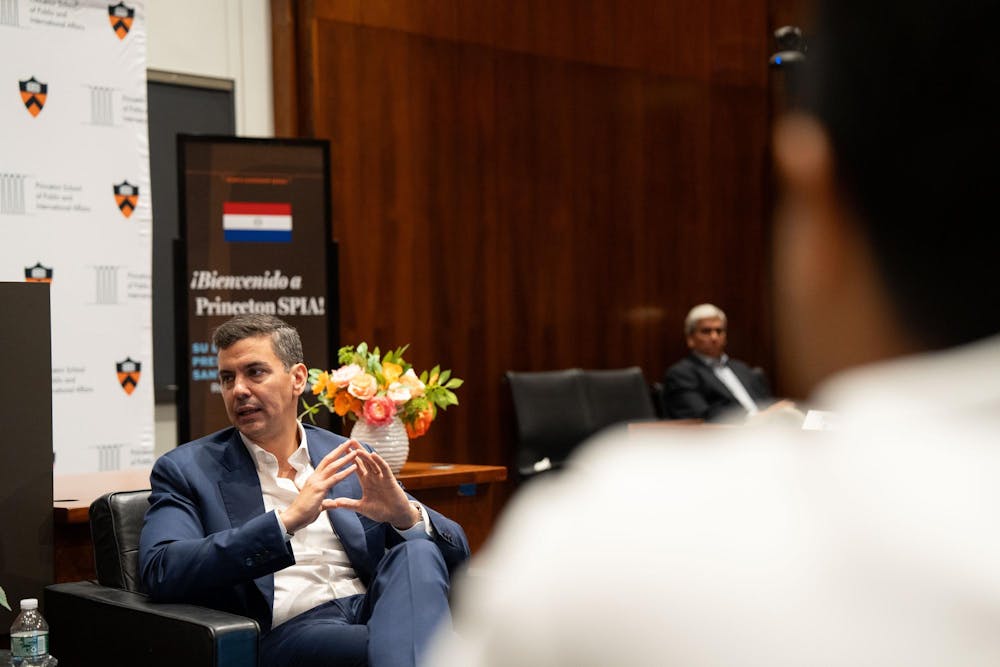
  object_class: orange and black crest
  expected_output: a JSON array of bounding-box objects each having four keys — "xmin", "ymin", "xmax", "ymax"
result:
[
  {"xmin": 108, "ymin": 3, "xmax": 135, "ymax": 40},
  {"xmin": 24, "ymin": 262, "xmax": 53, "ymax": 283},
  {"xmin": 19, "ymin": 77, "xmax": 47, "ymax": 117},
  {"xmin": 113, "ymin": 181, "xmax": 138, "ymax": 217},
  {"xmin": 116, "ymin": 357, "xmax": 141, "ymax": 395}
]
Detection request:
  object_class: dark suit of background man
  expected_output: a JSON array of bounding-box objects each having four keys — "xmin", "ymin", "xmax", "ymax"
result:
[
  {"xmin": 138, "ymin": 314, "xmax": 470, "ymax": 667},
  {"xmin": 662, "ymin": 303, "xmax": 774, "ymax": 421}
]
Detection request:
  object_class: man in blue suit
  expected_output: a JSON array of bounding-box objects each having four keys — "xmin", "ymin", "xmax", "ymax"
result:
[{"xmin": 139, "ymin": 314, "xmax": 470, "ymax": 667}]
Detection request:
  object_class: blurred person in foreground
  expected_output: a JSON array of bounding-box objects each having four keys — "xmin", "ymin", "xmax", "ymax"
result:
[
  {"xmin": 427, "ymin": 1, "xmax": 1000, "ymax": 664},
  {"xmin": 663, "ymin": 303, "xmax": 778, "ymax": 422},
  {"xmin": 139, "ymin": 314, "xmax": 470, "ymax": 667}
]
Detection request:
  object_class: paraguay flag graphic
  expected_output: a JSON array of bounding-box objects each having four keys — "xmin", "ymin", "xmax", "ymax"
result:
[{"xmin": 222, "ymin": 202, "xmax": 293, "ymax": 242}]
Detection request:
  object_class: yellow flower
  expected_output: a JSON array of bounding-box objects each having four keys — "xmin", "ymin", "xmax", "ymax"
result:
[
  {"xmin": 382, "ymin": 361, "xmax": 403, "ymax": 384},
  {"xmin": 312, "ymin": 371, "xmax": 330, "ymax": 396}
]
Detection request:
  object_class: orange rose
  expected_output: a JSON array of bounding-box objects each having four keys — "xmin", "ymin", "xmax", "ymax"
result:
[
  {"xmin": 405, "ymin": 406, "xmax": 435, "ymax": 439},
  {"xmin": 333, "ymin": 390, "xmax": 353, "ymax": 416}
]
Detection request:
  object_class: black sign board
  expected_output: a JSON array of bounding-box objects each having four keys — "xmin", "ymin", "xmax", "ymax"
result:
[{"xmin": 176, "ymin": 136, "xmax": 336, "ymax": 443}]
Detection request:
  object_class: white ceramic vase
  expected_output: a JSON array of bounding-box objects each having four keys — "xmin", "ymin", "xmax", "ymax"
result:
[{"xmin": 350, "ymin": 415, "xmax": 410, "ymax": 475}]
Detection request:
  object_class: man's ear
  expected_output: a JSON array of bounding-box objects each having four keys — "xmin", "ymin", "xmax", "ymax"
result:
[
  {"xmin": 290, "ymin": 362, "xmax": 308, "ymax": 397},
  {"xmin": 772, "ymin": 113, "xmax": 913, "ymax": 395}
]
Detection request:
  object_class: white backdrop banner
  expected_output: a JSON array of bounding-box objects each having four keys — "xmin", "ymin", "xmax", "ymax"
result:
[{"xmin": 0, "ymin": 0, "xmax": 154, "ymax": 473}]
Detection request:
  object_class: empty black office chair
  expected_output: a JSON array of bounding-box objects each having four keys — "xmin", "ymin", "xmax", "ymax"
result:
[
  {"xmin": 582, "ymin": 366, "xmax": 658, "ymax": 431},
  {"xmin": 45, "ymin": 490, "xmax": 259, "ymax": 666},
  {"xmin": 505, "ymin": 369, "xmax": 596, "ymax": 478}
]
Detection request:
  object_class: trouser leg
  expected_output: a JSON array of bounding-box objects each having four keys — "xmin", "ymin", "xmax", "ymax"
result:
[
  {"xmin": 361, "ymin": 539, "xmax": 452, "ymax": 667},
  {"xmin": 260, "ymin": 597, "xmax": 368, "ymax": 667}
]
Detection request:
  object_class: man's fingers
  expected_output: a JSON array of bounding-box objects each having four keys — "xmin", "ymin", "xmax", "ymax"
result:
[
  {"xmin": 322, "ymin": 497, "xmax": 361, "ymax": 511},
  {"xmin": 315, "ymin": 440, "xmax": 357, "ymax": 472},
  {"xmin": 328, "ymin": 462, "xmax": 358, "ymax": 485},
  {"xmin": 354, "ymin": 453, "xmax": 371, "ymax": 477},
  {"xmin": 364, "ymin": 449, "xmax": 393, "ymax": 477}
]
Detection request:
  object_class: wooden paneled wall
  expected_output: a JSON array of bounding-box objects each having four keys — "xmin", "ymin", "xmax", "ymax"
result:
[{"xmin": 271, "ymin": 0, "xmax": 793, "ymax": 468}]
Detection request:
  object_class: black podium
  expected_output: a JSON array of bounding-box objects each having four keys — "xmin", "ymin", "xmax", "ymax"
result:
[{"xmin": 0, "ymin": 283, "xmax": 54, "ymax": 637}]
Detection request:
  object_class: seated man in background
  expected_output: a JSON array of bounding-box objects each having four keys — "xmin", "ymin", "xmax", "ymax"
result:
[
  {"xmin": 428, "ymin": 0, "xmax": 1000, "ymax": 664},
  {"xmin": 139, "ymin": 314, "xmax": 470, "ymax": 667},
  {"xmin": 662, "ymin": 303, "xmax": 776, "ymax": 421}
]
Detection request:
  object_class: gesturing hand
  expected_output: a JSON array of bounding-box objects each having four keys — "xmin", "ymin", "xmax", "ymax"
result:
[
  {"xmin": 280, "ymin": 441, "xmax": 359, "ymax": 535},
  {"xmin": 322, "ymin": 441, "xmax": 421, "ymax": 530}
]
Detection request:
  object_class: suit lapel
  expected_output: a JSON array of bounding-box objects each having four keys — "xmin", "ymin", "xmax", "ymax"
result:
[
  {"xmin": 217, "ymin": 433, "xmax": 266, "ymax": 527},
  {"xmin": 692, "ymin": 354, "xmax": 738, "ymax": 401},
  {"xmin": 215, "ymin": 431, "xmax": 275, "ymax": 618},
  {"xmin": 306, "ymin": 429, "xmax": 371, "ymax": 578}
]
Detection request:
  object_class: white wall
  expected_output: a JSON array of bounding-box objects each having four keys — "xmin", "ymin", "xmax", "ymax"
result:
[
  {"xmin": 146, "ymin": 0, "xmax": 274, "ymax": 455},
  {"xmin": 146, "ymin": 0, "xmax": 274, "ymax": 137}
]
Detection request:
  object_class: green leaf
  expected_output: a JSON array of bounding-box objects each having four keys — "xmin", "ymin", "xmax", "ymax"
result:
[
  {"xmin": 445, "ymin": 378, "xmax": 464, "ymax": 389},
  {"xmin": 298, "ymin": 399, "xmax": 321, "ymax": 424},
  {"xmin": 0, "ymin": 584, "xmax": 10, "ymax": 612},
  {"xmin": 438, "ymin": 369, "xmax": 451, "ymax": 385},
  {"xmin": 419, "ymin": 370, "xmax": 428, "ymax": 383}
]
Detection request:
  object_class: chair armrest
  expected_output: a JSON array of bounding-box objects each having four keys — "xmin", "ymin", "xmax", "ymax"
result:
[{"xmin": 45, "ymin": 581, "xmax": 259, "ymax": 667}]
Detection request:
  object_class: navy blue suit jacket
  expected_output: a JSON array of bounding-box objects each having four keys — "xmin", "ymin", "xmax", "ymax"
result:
[
  {"xmin": 138, "ymin": 424, "xmax": 470, "ymax": 632},
  {"xmin": 662, "ymin": 354, "xmax": 773, "ymax": 422}
]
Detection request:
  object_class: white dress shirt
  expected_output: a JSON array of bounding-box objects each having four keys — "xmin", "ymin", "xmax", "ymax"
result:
[{"xmin": 241, "ymin": 423, "xmax": 431, "ymax": 628}]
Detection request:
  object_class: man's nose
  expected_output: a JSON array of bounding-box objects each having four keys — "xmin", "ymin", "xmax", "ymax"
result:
[{"xmin": 232, "ymin": 376, "xmax": 251, "ymax": 396}]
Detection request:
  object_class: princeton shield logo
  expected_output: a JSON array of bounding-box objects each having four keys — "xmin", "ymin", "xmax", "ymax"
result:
[
  {"xmin": 113, "ymin": 181, "xmax": 139, "ymax": 218},
  {"xmin": 116, "ymin": 357, "xmax": 141, "ymax": 395},
  {"xmin": 24, "ymin": 262, "xmax": 53, "ymax": 283},
  {"xmin": 108, "ymin": 2, "xmax": 135, "ymax": 40},
  {"xmin": 19, "ymin": 77, "xmax": 47, "ymax": 117}
]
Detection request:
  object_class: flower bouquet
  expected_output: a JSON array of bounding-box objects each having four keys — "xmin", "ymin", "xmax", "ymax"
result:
[{"xmin": 301, "ymin": 342, "xmax": 462, "ymax": 439}]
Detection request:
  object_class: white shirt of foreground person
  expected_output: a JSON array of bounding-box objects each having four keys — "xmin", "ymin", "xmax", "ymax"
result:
[{"xmin": 427, "ymin": 335, "xmax": 1000, "ymax": 666}]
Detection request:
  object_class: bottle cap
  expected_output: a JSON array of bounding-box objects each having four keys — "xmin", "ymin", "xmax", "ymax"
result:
[{"xmin": 20, "ymin": 598, "xmax": 38, "ymax": 610}]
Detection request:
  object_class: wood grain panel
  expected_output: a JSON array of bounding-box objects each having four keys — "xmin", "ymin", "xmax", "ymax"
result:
[
  {"xmin": 306, "ymin": 0, "xmax": 766, "ymax": 84},
  {"xmin": 275, "ymin": 1, "xmax": 781, "ymax": 474}
]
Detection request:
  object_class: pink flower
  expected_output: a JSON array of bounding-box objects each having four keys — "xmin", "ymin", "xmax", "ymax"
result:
[
  {"xmin": 362, "ymin": 395, "xmax": 397, "ymax": 426},
  {"xmin": 386, "ymin": 382, "xmax": 412, "ymax": 404},
  {"xmin": 331, "ymin": 363, "xmax": 362, "ymax": 388},
  {"xmin": 348, "ymin": 372, "xmax": 378, "ymax": 400}
]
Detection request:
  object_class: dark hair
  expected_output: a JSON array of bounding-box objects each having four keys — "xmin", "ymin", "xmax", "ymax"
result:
[
  {"xmin": 802, "ymin": 0, "xmax": 1000, "ymax": 348},
  {"xmin": 212, "ymin": 314, "xmax": 303, "ymax": 370}
]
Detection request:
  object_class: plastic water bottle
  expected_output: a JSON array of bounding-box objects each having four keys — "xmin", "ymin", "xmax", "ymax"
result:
[{"xmin": 9, "ymin": 598, "xmax": 50, "ymax": 666}]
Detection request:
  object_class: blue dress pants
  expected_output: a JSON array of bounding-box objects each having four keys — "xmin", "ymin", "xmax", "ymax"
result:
[{"xmin": 260, "ymin": 540, "xmax": 452, "ymax": 667}]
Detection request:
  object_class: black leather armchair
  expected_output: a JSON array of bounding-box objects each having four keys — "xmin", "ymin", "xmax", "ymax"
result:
[
  {"xmin": 582, "ymin": 366, "xmax": 657, "ymax": 431},
  {"xmin": 506, "ymin": 368, "xmax": 595, "ymax": 478},
  {"xmin": 45, "ymin": 490, "xmax": 260, "ymax": 666},
  {"xmin": 506, "ymin": 367, "xmax": 657, "ymax": 478}
]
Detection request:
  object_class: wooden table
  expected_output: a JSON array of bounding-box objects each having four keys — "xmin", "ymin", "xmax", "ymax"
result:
[
  {"xmin": 397, "ymin": 462, "xmax": 508, "ymax": 553},
  {"xmin": 52, "ymin": 461, "xmax": 507, "ymax": 583}
]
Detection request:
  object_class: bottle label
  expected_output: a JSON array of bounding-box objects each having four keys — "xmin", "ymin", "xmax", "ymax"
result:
[{"xmin": 11, "ymin": 631, "xmax": 48, "ymax": 658}]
